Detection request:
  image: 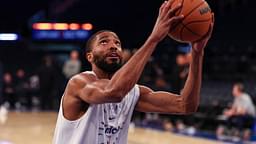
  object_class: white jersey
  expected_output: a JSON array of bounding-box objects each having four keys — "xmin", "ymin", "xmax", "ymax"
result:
[
  {"xmin": 53, "ymin": 72, "xmax": 140, "ymax": 144},
  {"xmin": 233, "ymin": 92, "xmax": 256, "ymax": 116}
]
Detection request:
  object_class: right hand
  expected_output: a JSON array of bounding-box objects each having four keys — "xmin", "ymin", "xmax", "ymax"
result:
[
  {"xmin": 149, "ymin": 0, "xmax": 184, "ymax": 43},
  {"xmin": 191, "ymin": 14, "xmax": 214, "ymax": 54}
]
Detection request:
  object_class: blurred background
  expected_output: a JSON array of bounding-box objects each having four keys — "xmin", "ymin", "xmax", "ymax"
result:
[{"xmin": 0, "ymin": 0, "xmax": 256, "ymax": 143}]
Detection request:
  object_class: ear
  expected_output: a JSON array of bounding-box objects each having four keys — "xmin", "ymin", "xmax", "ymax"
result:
[{"xmin": 86, "ymin": 52, "xmax": 93, "ymax": 63}]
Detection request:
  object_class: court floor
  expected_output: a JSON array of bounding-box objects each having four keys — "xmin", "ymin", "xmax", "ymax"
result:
[{"xmin": 0, "ymin": 112, "xmax": 220, "ymax": 144}]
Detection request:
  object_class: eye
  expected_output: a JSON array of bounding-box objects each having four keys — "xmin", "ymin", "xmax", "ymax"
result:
[
  {"xmin": 115, "ymin": 41, "xmax": 121, "ymax": 46},
  {"xmin": 100, "ymin": 40, "xmax": 108, "ymax": 45}
]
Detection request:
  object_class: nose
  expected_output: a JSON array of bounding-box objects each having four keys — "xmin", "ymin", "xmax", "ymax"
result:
[{"xmin": 110, "ymin": 47, "xmax": 117, "ymax": 51}]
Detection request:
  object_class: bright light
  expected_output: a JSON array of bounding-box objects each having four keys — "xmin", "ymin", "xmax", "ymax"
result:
[
  {"xmin": 0, "ymin": 33, "xmax": 18, "ymax": 41},
  {"xmin": 33, "ymin": 23, "xmax": 93, "ymax": 31},
  {"xmin": 53, "ymin": 23, "xmax": 69, "ymax": 30},
  {"xmin": 33, "ymin": 23, "xmax": 52, "ymax": 30},
  {"xmin": 69, "ymin": 23, "xmax": 80, "ymax": 30},
  {"xmin": 82, "ymin": 23, "xmax": 93, "ymax": 30}
]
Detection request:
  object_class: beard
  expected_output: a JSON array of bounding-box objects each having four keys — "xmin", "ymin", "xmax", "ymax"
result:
[{"xmin": 93, "ymin": 53, "xmax": 123, "ymax": 74}]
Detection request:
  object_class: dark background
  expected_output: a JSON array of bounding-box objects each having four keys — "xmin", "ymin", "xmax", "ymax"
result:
[
  {"xmin": 0, "ymin": 0, "xmax": 256, "ymax": 98},
  {"xmin": 0, "ymin": 0, "xmax": 255, "ymax": 44}
]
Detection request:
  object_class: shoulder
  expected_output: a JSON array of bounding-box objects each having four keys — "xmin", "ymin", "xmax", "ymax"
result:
[
  {"xmin": 66, "ymin": 71, "xmax": 97, "ymax": 95},
  {"xmin": 62, "ymin": 72, "xmax": 95, "ymax": 119},
  {"xmin": 242, "ymin": 93, "xmax": 253, "ymax": 101},
  {"xmin": 138, "ymin": 85, "xmax": 153, "ymax": 96},
  {"xmin": 70, "ymin": 71, "xmax": 96, "ymax": 83}
]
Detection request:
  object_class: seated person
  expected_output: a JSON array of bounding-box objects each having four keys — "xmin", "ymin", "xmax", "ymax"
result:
[{"xmin": 217, "ymin": 82, "xmax": 255, "ymax": 140}]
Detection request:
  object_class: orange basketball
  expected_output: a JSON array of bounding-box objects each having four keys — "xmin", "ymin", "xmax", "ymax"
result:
[{"xmin": 168, "ymin": 0, "xmax": 214, "ymax": 43}]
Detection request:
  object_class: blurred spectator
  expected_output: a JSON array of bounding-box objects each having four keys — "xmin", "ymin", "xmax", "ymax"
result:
[
  {"xmin": 153, "ymin": 77, "xmax": 171, "ymax": 91},
  {"xmin": 153, "ymin": 63, "xmax": 164, "ymax": 77},
  {"xmin": 28, "ymin": 75, "xmax": 40, "ymax": 111},
  {"xmin": 62, "ymin": 50, "xmax": 81, "ymax": 80},
  {"xmin": 175, "ymin": 119, "xmax": 186, "ymax": 133},
  {"xmin": 139, "ymin": 57, "xmax": 156, "ymax": 87},
  {"xmin": 0, "ymin": 61, "xmax": 3, "ymax": 106},
  {"xmin": 172, "ymin": 52, "xmax": 191, "ymax": 94},
  {"xmin": 224, "ymin": 83, "xmax": 255, "ymax": 118},
  {"xmin": 37, "ymin": 55, "xmax": 59, "ymax": 110},
  {"xmin": 217, "ymin": 82, "xmax": 256, "ymax": 141},
  {"xmin": 15, "ymin": 68, "xmax": 29, "ymax": 110},
  {"xmin": 3, "ymin": 72, "xmax": 15, "ymax": 109},
  {"xmin": 162, "ymin": 119, "xmax": 174, "ymax": 132}
]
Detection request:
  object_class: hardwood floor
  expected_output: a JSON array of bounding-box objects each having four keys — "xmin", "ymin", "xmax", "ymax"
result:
[{"xmin": 0, "ymin": 112, "xmax": 219, "ymax": 144}]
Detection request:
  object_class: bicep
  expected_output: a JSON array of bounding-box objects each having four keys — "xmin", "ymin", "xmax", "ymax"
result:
[
  {"xmin": 136, "ymin": 85, "xmax": 184, "ymax": 114},
  {"xmin": 77, "ymin": 79, "xmax": 122, "ymax": 104},
  {"xmin": 78, "ymin": 81, "xmax": 108, "ymax": 104}
]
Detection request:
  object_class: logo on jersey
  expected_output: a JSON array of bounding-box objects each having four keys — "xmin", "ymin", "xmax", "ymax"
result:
[
  {"xmin": 99, "ymin": 121, "xmax": 123, "ymax": 135},
  {"xmin": 105, "ymin": 126, "xmax": 121, "ymax": 135},
  {"xmin": 98, "ymin": 121, "xmax": 124, "ymax": 143}
]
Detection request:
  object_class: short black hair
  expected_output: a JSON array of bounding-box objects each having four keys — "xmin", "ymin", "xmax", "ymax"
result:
[{"xmin": 85, "ymin": 30, "xmax": 114, "ymax": 54}]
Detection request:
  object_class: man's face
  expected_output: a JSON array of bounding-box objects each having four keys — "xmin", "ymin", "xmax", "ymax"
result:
[
  {"xmin": 232, "ymin": 85, "xmax": 239, "ymax": 97},
  {"xmin": 89, "ymin": 32, "xmax": 123, "ymax": 73}
]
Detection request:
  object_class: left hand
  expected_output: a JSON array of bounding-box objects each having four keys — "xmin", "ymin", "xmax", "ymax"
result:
[
  {"xmin": 149, "ymin": 0, "xmax": 184, "ymax": 43},
  {"xmin": 192, "ymin": 13, "xmax": 214, "ymax": 54}
]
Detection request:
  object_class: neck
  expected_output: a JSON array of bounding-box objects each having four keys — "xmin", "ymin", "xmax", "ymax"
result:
[
  {"xmin": 237, "ymin": 92, "xmax": 243, "ymax": 96},
  {"xmin": 92, "ymin": 65, "xmax": 113, "ymax": 79}
]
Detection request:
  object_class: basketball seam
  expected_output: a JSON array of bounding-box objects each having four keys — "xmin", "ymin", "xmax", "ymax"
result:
[
  {"xmin": 169, "ymin": 0, "xmax": 206, "ymax": 33},
  {"xmin": 183, "ymin": 1, "xmax": 206, "ymax": 21},
  {"xmin": 181, "ymin": 17, "xmax": 212, "ymax": 40},
  {"xmin": 183, "ymin": 18, "xmax": 212, "ymax": 26},
  {"xmin": 180, "ymin": 22, "xmax": 201, "ymax": 41}
]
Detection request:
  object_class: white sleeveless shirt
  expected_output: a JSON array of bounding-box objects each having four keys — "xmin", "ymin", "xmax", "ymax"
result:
[{"xmin": 53, "ymin": 72, "xmax": 140, "ymax": 144}]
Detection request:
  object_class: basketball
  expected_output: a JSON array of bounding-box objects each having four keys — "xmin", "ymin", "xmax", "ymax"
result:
[{"xmin": 168, "ymin": 0, "xmax": 214, "ymax": 43}]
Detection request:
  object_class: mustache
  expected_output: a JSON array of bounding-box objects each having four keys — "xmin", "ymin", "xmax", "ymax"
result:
[
  {"xmin": 93, "ymin": 53, "xmax": 123, "ymax": 74},
  {"xmin": 105, "ymin": 51, "xmax": 121, "ymax": 58}
]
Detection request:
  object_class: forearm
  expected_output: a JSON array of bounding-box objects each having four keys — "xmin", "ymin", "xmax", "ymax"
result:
[
  {"xmin": 180, "ymin": 50, "xmax": 203, "ymax": 113},
  {"xmin": 106, "ymin": 37, "xmax": 158, "ymax": 96},
  {"xmin": 101, "ymin": 0, "xmax": 185, "ymax": 99}
]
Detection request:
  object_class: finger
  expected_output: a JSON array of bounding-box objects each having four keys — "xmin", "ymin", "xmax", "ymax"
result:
[
  {"xmin": 168, "ymin": 15, "xmax": 184, "ymax": 24},
  {"xmin": 206, "ymin": 22, "xmax": 214, "ymax": 38},
  {"xmin": 159, "ymin": 1, "xmax": 168, "ymax": 14},
  {"xmin": 208, "ymin": 22, "xmax": 214, "ymax": 37},
  {"xmin": 162, "ymin": 0, "xmax": 174, "ymax": 15},
  {"xmin": 167, "ymin": 3, "xmax": 182, "ymax": 17},
  {"xmin": 166, "ymin": 0, "xmax": 175, "ymax": 8},
  {"xmin": 211, "ymin": 12, "xmax": 215, "ymax": 25},
  {"xmin": 169, "ymin": 0, "xmax": 175, "ymax": 8}
]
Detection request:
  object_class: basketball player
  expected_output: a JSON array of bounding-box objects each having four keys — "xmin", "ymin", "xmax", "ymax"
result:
[{"xmin": 53, "ymin": 0, "xmax": 214, "ymax": 143}]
